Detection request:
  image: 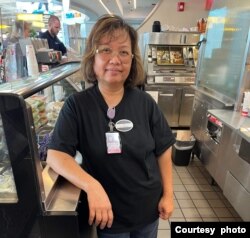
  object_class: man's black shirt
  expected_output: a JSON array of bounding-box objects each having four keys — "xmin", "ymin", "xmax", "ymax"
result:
[{"xmin": 39, "ymin": 30, "xmax": 67, "ymax": 55}]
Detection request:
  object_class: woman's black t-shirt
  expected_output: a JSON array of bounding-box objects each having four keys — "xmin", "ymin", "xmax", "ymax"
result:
[{"xmin": 49, "ymin": 85, "xmax": 175, "ymax": 233}]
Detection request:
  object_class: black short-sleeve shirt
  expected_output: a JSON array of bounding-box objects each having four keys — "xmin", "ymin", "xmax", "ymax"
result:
[
  {"xmin": 49, "ymin": 85, "xmax": 175, "ymax": 233},
  {"xmin": 39, "ymin": 30, "xmax": 67, "ymax": 55}
]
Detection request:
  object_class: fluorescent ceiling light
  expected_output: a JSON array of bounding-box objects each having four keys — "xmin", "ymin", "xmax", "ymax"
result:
[
  {"xmin": 99, "ymin": 0, "xmax": 111, "ymax": 14},
  {"xmin": 115, "ymin": 0, "xmax": 123, "ymax": 15},
  {"xmin": 134, "ymin": 0, "xmax": 137, "ymax": 9}
]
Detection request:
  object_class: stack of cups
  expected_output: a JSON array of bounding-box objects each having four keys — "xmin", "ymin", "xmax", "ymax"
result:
[{"xmin": 26, "ymin": 44, "xmax": 39, "ymax": 77}]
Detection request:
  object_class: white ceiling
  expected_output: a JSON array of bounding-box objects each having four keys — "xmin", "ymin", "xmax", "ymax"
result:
[
  {"xmin": 71, "ymin": 0, "xmax": 159, "ymax": 23},
  {"xmin": 0, "ymin": 0, "xmax": 159, "ymax": 32}
]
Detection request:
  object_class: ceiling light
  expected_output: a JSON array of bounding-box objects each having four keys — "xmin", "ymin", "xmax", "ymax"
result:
[
  {"xmin": 115, "ymin": 0, "xmax": 123, "ymax": 15},
  {"xmin": 99, "ymin": 0, "xmax": 112, "ymax": 14},
  {"xmin": 134, "ymin": 0, "xmax": 137, "ymax": 9}
]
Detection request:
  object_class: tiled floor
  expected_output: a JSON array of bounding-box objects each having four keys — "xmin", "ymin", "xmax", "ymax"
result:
[{"xmin": 157, "ymin": 156, "xmax": 242, "ymax": 238}]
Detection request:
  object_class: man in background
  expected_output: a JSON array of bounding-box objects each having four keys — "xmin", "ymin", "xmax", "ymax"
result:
[{"xmin": 39, "ymin": 15, "xmax": 67, "ymax": 56}]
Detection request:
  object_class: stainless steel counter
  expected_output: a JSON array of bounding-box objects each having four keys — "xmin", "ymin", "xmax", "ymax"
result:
[
  {"xmin": 207, "ymin": 109, "xmax": 250, "ymax": 130},
  {"xmin": 208, "ymin": 109, "xmax": 250, "ymax": 142}
]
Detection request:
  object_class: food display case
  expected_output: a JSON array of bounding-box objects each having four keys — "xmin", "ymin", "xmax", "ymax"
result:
[{"xmin": 0, "ymin": 62, "xmax": 96, "ymax": 238}]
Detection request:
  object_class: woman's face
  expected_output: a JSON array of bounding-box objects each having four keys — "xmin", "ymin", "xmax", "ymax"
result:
[{"xmin": 93, "ymin": 30, "xmax": 133, "ymax": 89}]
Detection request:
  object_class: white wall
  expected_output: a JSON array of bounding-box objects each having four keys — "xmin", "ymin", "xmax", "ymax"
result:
[{"xmin": 138, "ymin": 0, "xmax": 209, "ymax": 33}]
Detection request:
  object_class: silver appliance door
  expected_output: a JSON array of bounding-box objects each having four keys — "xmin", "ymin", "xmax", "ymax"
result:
[
  {"xmin": 224, "ymin": 171, "xmax": 250, "ymax": 221},
  {"xmin": 158, "ymin": 87, "xmax": 182, "ymax": 127},
  {"xmin": 201, "ymin": 130, "xmax": 220, "ymax": 179},
  {"xmin": 228, "ymin": 136, "xmax": 250, "ymax": 192},
  {"xmin": 179, "ymin": 86, "xmax": 195, "ymax": 126}
]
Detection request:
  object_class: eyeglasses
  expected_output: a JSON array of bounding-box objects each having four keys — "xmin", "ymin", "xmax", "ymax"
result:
[{"xmin": 96, "ymin": 47, "xmax": 134, "ymax": 63}]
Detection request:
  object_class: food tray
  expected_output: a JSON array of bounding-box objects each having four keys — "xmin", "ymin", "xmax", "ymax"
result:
[
  {"xmin": 170, "ymin": 47, "xmax": 184, "ymax": 64},
  {"xmin": 156, "ymin": 46, "xmax": 170, "ymax": 65}
]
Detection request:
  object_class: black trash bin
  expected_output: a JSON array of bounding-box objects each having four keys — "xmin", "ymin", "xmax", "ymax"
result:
[{"xmin": 172, "ymin": 132, "xmax": 195, "ymax": 166}]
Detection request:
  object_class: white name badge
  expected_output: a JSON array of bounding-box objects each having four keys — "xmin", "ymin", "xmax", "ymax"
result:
[{"xmin": 115, "ymin": 119, "xmax": 133, "ymax": 132}]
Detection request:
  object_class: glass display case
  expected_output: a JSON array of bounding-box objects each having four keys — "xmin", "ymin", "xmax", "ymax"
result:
[{"xmin": 0, "ymin": 61, "xmax": 95, "ymax": 238}]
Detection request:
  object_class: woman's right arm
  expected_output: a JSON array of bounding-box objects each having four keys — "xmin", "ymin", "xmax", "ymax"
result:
[{"xmin": 46, "ymin": 149, "xmax": 114, "ymax": 229}]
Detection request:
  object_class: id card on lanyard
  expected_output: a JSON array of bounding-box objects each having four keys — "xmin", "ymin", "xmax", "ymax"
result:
[{"xmin": 105, "ymin": 107, "xmax": 122, "ymax": 154}]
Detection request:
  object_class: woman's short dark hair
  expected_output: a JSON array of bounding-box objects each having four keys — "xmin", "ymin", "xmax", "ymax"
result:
[{"xmin": 81, "ymin": 14, "xmax": 145, "ymax": 88}]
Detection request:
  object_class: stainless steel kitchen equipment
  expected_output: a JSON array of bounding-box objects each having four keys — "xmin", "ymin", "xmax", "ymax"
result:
[
  {"xmin": 189, "ymin": 1, "xmax": 250, "ymax": 219},
  {"xmin": 190, "ymin": 0, "xmax": 250, "ymax": 161},
  {"xmin": 205, "ymin": 109, "xmax": 250, "ymax": 221},
  {"xmin": 142, "ymin": 32, "xmax": 200, "ymax": 127},
  {"xmin": 224, "ymin": 129, "xmax": 250, "ymax": 222}
]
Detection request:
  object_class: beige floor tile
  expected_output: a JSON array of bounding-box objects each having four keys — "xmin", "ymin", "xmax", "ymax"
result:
[
  {"xmin": 188, "ymin": 191, "xmax": 205, "ymax": 200},
  {"xmin": 177, "ymin": 171, "xmax": 192, "ymax": 178},
  {"xmin": 182, "ymin": 208, "xmax": 201, "ymax": 218},
  {"xmin": 190, "ymin": 171, "xmax": 205, "ymax": 178},
  {"xmin": 194, "ymin": 177, "xmax": 209, "ymax": 185},
  {"xmin": 184, "ymin": 184, "xmax": 200, "ymax": 192},
  {"xmin": 174, "ymin": 166, "xmax": 188, "ymax": 172},
  {"xmin": 193, "ymin": 199, "xmax": 210, "ymax": 208},
  {"xmin": 171, "ymin": 208, "xmax": 184, "ymax": 218},
  {"xmin": 187, "ymin": 167, "xmax": 201, "ymax": 172},
  {"xmin": 174, "ymin": 199, "xmax": 180, "ymax": 209},
  {"xmin": 163, "ymin": 152, "xmax": 244, "ymax": 227},
  {"xmin": 207, "ymin": 199, "xmax": 225, "ymax": 208},
  {"xmin": 178, "ymin": 199, "xmax": 195, "ymax": 208},
  {"xmin": 157, "ymin": 229, "xmax": 171, "ymax": 238},
  {"xmin": 219, "ymin": 217, "xmax": 237, "ymax": 221},
  {"xmin": 185, "ymin": 217, "xmax": 203, "ymax": 221},
  {"xmin": 173, "ymin": 178, "xmax": 183, "ymax": 185},
  {"xmin": 169, "ymin": 217, "xmax": 186, "ymax": 223},
  {"xmin": 174, "ymin": 184, "xmax": 187, "ymax": 192},
  {"xmin": 158, "ymin": 219, "xmax": 170, "ymax": 229},
  {"xmin": 202, "ymin": 191, "xmax": 220, "ymax": 200},
  {"xmin": 198, "ymin": 184, "xmax": 214, "ymax": 191},
  {"xmin": 181, "ymin": 177, "xmax": 196, "ymax": 185},
  {"xmin": 202, "ymin": 217, "xmax": 219, "ymax": 221},
  {"xmin": 197, "ymin": 207, "xmax": 217, "ymax": 218},
  {"xmin": 213, "ymin": 207, "xmax": 233, "ymax": 218},
  {"xmin": 174, "ymin": 191, "xmax": 191, "ymax": 200}
]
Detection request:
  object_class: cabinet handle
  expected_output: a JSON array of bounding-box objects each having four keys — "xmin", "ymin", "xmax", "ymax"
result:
[
  {"xmin": 160, "ymin": 93, "xmax": 174, "ymax": 97},
  {"xmin": 184, "ymin": 94, "xmax": 195, "ymax": 97}
]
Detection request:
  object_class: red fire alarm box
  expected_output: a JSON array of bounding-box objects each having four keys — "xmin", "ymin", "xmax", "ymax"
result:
[
  {"xmin": 177, "ymin": 2, "xmax": 185, "ymax": 11},
  {"xmin": 205, "ymin": 0, "xmax": 214, "ymax": 10}
]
